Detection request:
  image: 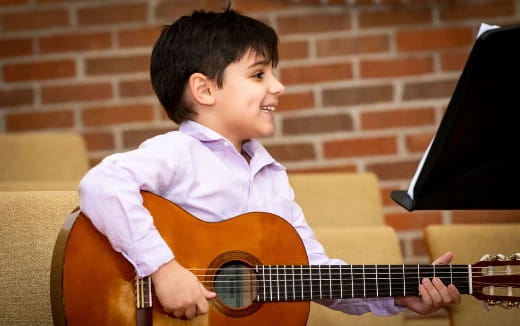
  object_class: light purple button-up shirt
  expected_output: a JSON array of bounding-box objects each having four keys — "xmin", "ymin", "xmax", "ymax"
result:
[{"xmin": 78, "ymin": 120, "xmax": 402, "ymax": 316}]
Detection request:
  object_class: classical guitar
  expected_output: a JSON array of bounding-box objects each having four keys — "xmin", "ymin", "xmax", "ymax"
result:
[{"xmin": 51, "ymin": 192, "xmax": 520, "ymax": 326}]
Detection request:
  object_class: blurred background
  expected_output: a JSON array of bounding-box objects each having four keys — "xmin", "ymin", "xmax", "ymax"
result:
[{"xmin": 1, "ymin": 0, "xmax": 519, "ymax": 270}]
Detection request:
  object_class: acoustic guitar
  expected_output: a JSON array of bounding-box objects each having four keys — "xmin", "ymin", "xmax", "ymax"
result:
[{"xmin": 51, "ymin": 192, "xmax": 520, "ymax": 326}]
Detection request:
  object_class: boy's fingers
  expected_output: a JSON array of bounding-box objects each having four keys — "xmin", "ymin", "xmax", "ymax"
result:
[
  {"xmin": 422, "ymin": 278, "xmax": 442, "ymax": 308},
  {"xmin": 432, "ymin": 278, "xmax": 453, "ymax": 304},
  {"xmin": 419, "ymin": 283, "xmax": 433, "ymax": 310},
  {"xmin": 432, "ymin": 252, "xmax": 453, "ymax": 265},
  {"xmin": 197, "ymin": 298, "xmax": 209, "ymax": 315},
  {"xmin": 201, "ymin": 283, "xmax": 217, "ymax": 298},
  {"xmin": 184, "ymin": 306, "xmax": 197, "ymax": 319},
  {"xmin": 448, "ymin": 284, "xmax": 462, "ymax": 305}
]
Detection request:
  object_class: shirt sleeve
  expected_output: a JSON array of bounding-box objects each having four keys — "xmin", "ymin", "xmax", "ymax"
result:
[
  {"xmin": 78, "ymin": 137, "xmax": 181, "ymax": 277},
  {"xmin": 287, "ymin": 196, "xmax": 404, "ymax": 316}
]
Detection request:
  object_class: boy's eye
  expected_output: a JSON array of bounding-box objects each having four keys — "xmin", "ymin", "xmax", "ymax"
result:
[{"xmin": 252, "ymin": 72, "xmax": 264, "ymax": 79}]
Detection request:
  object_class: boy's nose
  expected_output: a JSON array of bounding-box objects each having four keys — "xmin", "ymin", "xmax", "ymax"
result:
[{"xmin": 270, "ymin": 78, "xmax": 285, "ymax": 95}]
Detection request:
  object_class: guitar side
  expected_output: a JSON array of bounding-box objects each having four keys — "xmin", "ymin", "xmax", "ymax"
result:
[{"xmin": 51, "ymin": 192, "xmax": 310, "ymax": 326}]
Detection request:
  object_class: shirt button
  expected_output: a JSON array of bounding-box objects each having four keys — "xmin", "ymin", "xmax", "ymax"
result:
[{"xmin": 223, "ymin": 142, "xmax": 229, "ymax": 147}]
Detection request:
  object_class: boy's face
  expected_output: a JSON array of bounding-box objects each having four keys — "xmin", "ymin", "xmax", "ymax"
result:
[{"xmin": 210, "ymin": 50, "xmax": 285, "ymax": 150}]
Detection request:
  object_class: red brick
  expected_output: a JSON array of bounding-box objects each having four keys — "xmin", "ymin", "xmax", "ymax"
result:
[
  {"xmin": 279, "ymin": 40, "xmax": 309, "ymax": 60},
  {"xmin": 317, "ymin": 35, "xmax": 389, "ymax": 57},
  {"xmin": 37, "ymin": 0, "xmax": 86, "ymax": 2},
  {"xmin": 39, "ymin": 32, "xmax": 112, "ymax": 54},
  {"xmin": 361, "ymin": 107, "xmax": 435, "ymax": 130},
  {"xmin": 412, "ymin": 237, "xmax": 428, "ymax": 256},
  {"xmin": 86, "ymin": 55, "xmax": 149, "ymax": 76},
  {"xmin": 1, "ymin": 9, "xmax": 69, "ymax": 32},
  {"xmin": 385, "ymin": 211, "xmax": 442, "ymax": 230},
  {"xmin": 0, "ymin": 88, "xmax": 33, "ymax": 108},
  {"xmin": 0, "ymin": 0, "xmax": 29, "ymax": 6},
  {"xmin": 287, "ymin": 164, "xmax": 357, "ymax": 173},
  {"xmin": 78, "ymin": 3, "xmax": 147, "ymax": 26},
  {"xmin": 119, "ymin": 79, "xmax": 155, "ymax": 98},
  {"xmin": 42, "ymin": 83, "xmax": 112, "ymax": 104},
  {"xmin": 82, "ymin": 104, "xmax": 154, "ymax": 127},
  {"xmin": 323, "ymin": 85, "xmax": 393, "ymax": 107},
  {"xmin": 281, "ymin": 63, "xmax": 352, "ymax": 85},
  {"xmin": 0, "ymin": 39, "xmax": 32, "ymax": 58},
  {"xmin": 405, "ymin": 132, "xmax": 435, "ymax": 153},
  {"xmin": 278, "ymin": 92, "xmax": 314, "ymax": 111},
  {"xmin": 381, "ymin": 187, "xmax": 399, "ymax": 207},
  {"xmin": 359, "ymin": 8, "xmax": 432, "ymax": 28},
  {"xmin": 3, "ymin": 60, "xmax": 75, "ymax": 82},
  {"xmin": 283, "ymin": 114, "xmax": 353, "ymax": 135},
  {"xmin": 323, "ymin": 136, "xmax": 397, "ymax": 159},
  {"xmin": 265, "ymin": 143, "xmax": 316, "ymax": 162},
  {"xmin": 119, "ymin": 26, "xmax": 162, "ymax": 48},
  {"xmin": 366, "ymin": 160, "xmax": 420, "ymax": 181},
  {"xmin": 155, "ymin": 0, "xmax": 198, "ymax": 22},
  {"xmin": 123, "ymin": 127, "xmax": 176, "ymax": 149},
  {"xmin": 82, "ymin": 131, "xmax": 115, "ymax": 151},
  {"xmin": 397, "ymin": 27, "xmax": 474, "ymax": 51},
  {"xmin": 403, "ymin": 79, "xmax": 457, "ymax": 100},
  {"xmin": 277, "ymin": 13, "xmax": 351, "ymax": 35},
  {"xmin": 451, "ymin": 210, "xmax": 520, "ymax": 224},
  {"xmin": 200, "ymin": 0, "xmax": 229, "ymax": 11},
  {"xmin": 440, "ymin": 0, "xmax": 515, "ymax": 21},
  {"xmin": 440, "ymin": 50, "xmax": 470, "ymax": 72},
  {"xmin": 361, "ymin": 56, "xmax": 434, "ymax": 78},
  {"xmin": 233, "ymin": 0, "xmax": 293, "ymax": 12},
  {"xmin": 6, "ymin": 110, "xmax": 74, "ymax": 131}
]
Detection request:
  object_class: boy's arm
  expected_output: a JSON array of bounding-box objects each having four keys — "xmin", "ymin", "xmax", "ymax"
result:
[
  {"xmin": 79, "ymin": 143, "xmax": 216, "ymax": 319},
  {"xmin": 79, "ymin": 154, "xmax": 174, "ymax": 277}
]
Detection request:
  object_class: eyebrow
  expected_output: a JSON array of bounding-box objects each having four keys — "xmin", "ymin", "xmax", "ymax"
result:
[{"xmin": 248, "ymin": 60, "xmax": 271, "ymax": 69}]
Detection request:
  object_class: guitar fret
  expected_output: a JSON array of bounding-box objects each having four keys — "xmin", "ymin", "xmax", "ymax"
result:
[
  {"xmin": 450, "ymin": 264, "xmax": 453, "ymax": 285},
  {"xmin": 300, "ymin": 265, "xmax": 304, "ymax": 300},
  {"xmin": 329, "ymin": 265, "xmax": 332, "ymax": 299},
  {"xmin": 402, "ymin": 265, "xmax": 406, "ymax": 296},
  {"xmin": 291, "ymin": 265, "xmax": 295, "ymax": 301},
  {"xmin": 339, "ymin": 265, "xmax": 343, "ymax": 298},
  {"xmin": 284, "ymin": 265, "xmax": 287, "ymax": 301},
  {"xmin": 417, "ymin": 264, "xmax": 420, "ymax": 290},
  {"xmin": 350, "ymin": 265, "xmax": 354, "ymax": 298},
  {"xmin": 375, "ymin": 264, "xmax": 379, "ymax": 297},
  {"xmin": 318, "ymin": 265, "xmax": 323, "ymax": 299},
  {"xmin": 363, "ymin": 265, "xmax": 366, "ymax": 297},
  {"xmin": 269, "ymin": 266, "xmax": 273, "ymax": 301},
  {"xmin": 389, "ymin": 265, "xmax": 392, "ymax": 297},
  {"xmin": 309, "ymin": 266, "xmax": 313, "ymax": 299}
]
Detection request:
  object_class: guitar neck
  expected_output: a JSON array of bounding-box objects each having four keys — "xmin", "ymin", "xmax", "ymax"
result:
[{"xmin": 254, "ymin": 264, "xmax": 471, "ymax": 302}]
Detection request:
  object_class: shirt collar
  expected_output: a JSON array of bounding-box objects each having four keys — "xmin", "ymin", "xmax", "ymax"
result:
[{"xmin": 179, "ymin": 120, "xmax": 285, "ymax": 172}]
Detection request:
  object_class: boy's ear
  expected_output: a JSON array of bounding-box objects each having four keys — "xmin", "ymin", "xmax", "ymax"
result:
[{"xmin": 187, "ymin": 73, "xmax": 216, "ymax": 106}]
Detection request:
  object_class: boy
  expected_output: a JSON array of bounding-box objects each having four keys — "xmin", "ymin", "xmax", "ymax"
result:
[{"xmin": 79, "ymin": 8, "xmax": 460, "ymax": 321}]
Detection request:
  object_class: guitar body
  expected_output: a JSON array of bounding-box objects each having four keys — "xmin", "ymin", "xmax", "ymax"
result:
[{"xmin": 53, "ymin": 192, "xmax": 310, "ymax": 326}]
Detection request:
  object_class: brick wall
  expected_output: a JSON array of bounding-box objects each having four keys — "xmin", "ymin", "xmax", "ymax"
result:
[{"xmin": 1, "ymin": 0, "xmax": 519, "ymax": 264}]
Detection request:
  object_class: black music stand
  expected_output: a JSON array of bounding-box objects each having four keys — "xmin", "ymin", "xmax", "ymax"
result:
[{"xmin": 391, "ymin": 24, "xmax": 520, "ymax": 211}]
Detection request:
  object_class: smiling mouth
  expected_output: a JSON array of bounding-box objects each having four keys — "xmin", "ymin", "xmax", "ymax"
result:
[{"xmin": 260, "ymin": 106, "xmax": 276, "ymax": 112}]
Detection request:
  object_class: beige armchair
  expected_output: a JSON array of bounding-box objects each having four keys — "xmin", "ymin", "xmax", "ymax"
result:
[
  {"xmin": 0, "ymin": 132, "xmax": 89, "ymax": 190},
  {"xmin": 425, "ymin": 224, "xmax": 520, "ymax": 326},
  {"xmin": 0, "ymin": 191, "xmax": 78, "ymax": 325},
  {"xmin": 288, "ymin": 172, "xmax": 385, "ymax": 228}
]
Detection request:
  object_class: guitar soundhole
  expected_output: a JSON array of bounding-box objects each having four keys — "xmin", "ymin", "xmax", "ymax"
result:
[{"xmin": 214, "ymin": 261, "xmax": 257, "ymax": 308}]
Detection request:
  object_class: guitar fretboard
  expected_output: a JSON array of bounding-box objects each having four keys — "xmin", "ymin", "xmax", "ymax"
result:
[{"xmin": 254, "ymin": 264, "xmax": 471, "ymax": 302}]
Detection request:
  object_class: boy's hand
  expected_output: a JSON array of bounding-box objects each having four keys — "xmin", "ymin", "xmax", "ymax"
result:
[
  {"xmin": 394, "ymin": 252, "xmax": 462, "ymax": 314},
  {"xmin": 151, "ymin": 259, "xmax": 216, "ymax": 319}
]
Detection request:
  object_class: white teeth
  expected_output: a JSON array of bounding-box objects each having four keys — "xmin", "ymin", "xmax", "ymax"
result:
[{"xmin": 260, "ymin": 106, "xmax": 276, "ymax": 112}]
